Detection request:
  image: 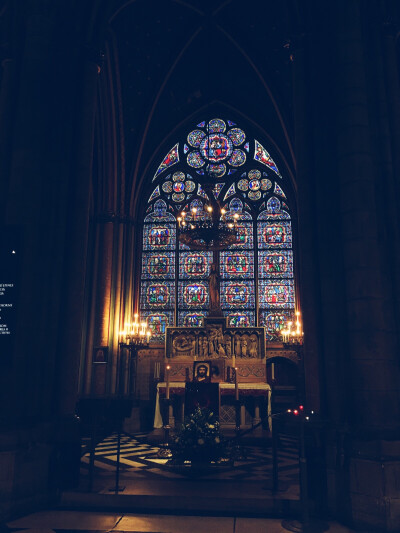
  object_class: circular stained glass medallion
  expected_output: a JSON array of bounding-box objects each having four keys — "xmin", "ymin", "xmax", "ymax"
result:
[
  {"xmin": 172, "ymin": 192, "xmax": 185, "ymax": 203},
  {"xmin": 173, "ymin": 171, "xmax": 185, "ymax": 182},
  {"xmin": 187, "ymin": 129, "xmax": 205, "ymax": 148},
  {"xmin": 248, "ymin": 190, "xmax": 262, "ymax": 201},
  {"xmin": 207, "ymin": 118, "xmax": 226, "ymax": 133},
  {"xmin": 187, "ymin": 151, "xmax": 205, "ymax": 168},
  {"xmin": 173, "ymin": 182, "xmax": 185, "ymax": 193},
  {"xmin": 185, "ymin": 180, "xmax": 195, "ymax": 192},
  {"xmin": 200, "ymin": 134, "xmax": 233, "ymax": 163},
  {"xmin": 261, "ymin": 178, "xmax": 272, "ymax": 190},
  {"xmin": 249, "ymin": 179, "xmax": 260, "ymax": 191},
  {"xmin": 228, "ymin": 149, "xmax": 246, "ymax": 167},
  {"xmin": 248, "ymin": 169, "xmax": 261, "ymax": 180},
  {"xmin": 227, "ymin": 128, "xmax": 245, "ymax": 146},
  {"xmin": 206, "ymin": 163, "xmax": 226, "ymax": 178},
  {"xmin": 237, "ymin": 179, "xmax": 249, "ymax": 191},
  {"xmin": 162, "ymin": 181, "xmax": 173, "ymax": 193}
]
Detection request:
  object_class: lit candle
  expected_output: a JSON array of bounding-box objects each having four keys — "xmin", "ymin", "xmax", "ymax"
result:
[
  {"xmin": 166, "ymin": 364, "xmax": 170, "ymax": 399},
  {"xmin": 146, "ymin": 330, "xmax": 151, "ymax": 343},
  {"xmin": 235, "ymin": 367, "xmax": 239, "ymax": 400}
]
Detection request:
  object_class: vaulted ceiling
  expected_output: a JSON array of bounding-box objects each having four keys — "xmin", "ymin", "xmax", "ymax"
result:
[{"xmin": 104, "ymin": 0, "xmax": 298, "ymax": 196}]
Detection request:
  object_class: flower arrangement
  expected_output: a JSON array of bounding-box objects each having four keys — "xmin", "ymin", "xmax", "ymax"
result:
[{"xmin": 171, "ymin": 407, "xmax": 227, "ymax": 464}]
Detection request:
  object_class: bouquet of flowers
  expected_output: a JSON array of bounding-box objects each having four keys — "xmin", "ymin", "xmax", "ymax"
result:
[{"xmin": 171, "ymin": 407, "xmax": 227, "ymax": 464}]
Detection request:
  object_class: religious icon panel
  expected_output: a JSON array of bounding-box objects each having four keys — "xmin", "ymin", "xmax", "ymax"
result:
[
  {"xmin": 179, "ymin": 251, "xmax": 212, "ymax": 278},
  {"xmin": 258, "ymin": 250, "xmax": 293, "ymax": 278},
  {"xmin": 258, "ymin": 279, "xmax": 295, "ymax": 308},
  {"xmin": 178, "ymin": 311, "xmax": 205, "ymax": 328},
  {"xmin": 141, "ymin": 281, "xmax": 175, "ymax": 308},
  {"xmin": 221, "ymin": 281, "xmax": 255, "ymax": 308},
  {"xmin": 178, "ymin": 282, "xmax": 209, "ymax": 309},
  {"xmin": 142, "ymin": 311, "xmax": 174, "ymax": 343},
  {"xmin": 143, "ymin": 224, "xmax": 175, "ymax": 250},
  {"xmin": 259, "ymin": 310, "xmax": 294, "ymax": 340},
  {"xmin": 226, "ymin": 311, "xmax": 256, "ymax": 328},
  {"xmin": 220, "ymin": 251, "xmax": 254, "ymax": 278},
  {"xmin": 142, "ymin": 252, "xmax": 175, "ymax": 278},
  {"xmin": 257, "ymin": 221, "xmax": 292, "ymax": 249},
  {"xmin": 228, "ymin": 223, "xmax": 253, "ymax": 249}
]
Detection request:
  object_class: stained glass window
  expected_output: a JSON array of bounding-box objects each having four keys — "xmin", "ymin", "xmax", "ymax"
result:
[{"xmin": 140, "ymin": 118, "xmax": 297, "ymax": 343}]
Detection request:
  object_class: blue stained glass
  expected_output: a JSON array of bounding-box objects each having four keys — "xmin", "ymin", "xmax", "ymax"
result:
[
  {"xmin": 142, "ymin": 252, "xmax": 175, "ymax": 279},
  {"xmin": 187, "ymin": 130, "xmax": 205, "ymax": 148},
  {"xmin": 228, "ymin": 149, "xmax": 246, "ymax": 167},
  {"xmin": 141, "ymin": 280, "xmax": 175, "ymax": 308},
  {"xmin": 259, "ymin": 202, "xmax": 266, "ymax": 210},
  {"xmin": 221, "ymin": 280, "xmax": 255, "ymax": 308},
  {"xmin": 197, "ymin": 184, "xmax": 209, "ymax": 199},
  {"xmin": 148, "ymin": 186, "xmax": 160, "ymax": 202},
  {"xmin": 257, "ymin": 221, "xmax": 292, "ymax": 249},
  {"xmin": 226, "ymin": 311, "xmax": 255, "ymax": 327},
  {"xmin": 258, "ymin": 279, "xmax": 295, "ymax": 308},
  {"xmin": 187, "ymin": 151, "xmax": 205, "ymax": 168},
  {"xmin": 179, "ymin": 251, "xmax": 212, "ymax": 278},
  {"xmin": 153, "ymin": 144, "xmax": 179, "ymax": 180},
  {"xmin": 260, "ymin": 311, "xmax": 294, "ymax": 341},
  {"xmin": 244, "ymin": 142, "xmax": 250, "ymax": 152},
  {"xmin": 146, "ymin": 206, "xmax": 152, "ymax": 214},
  {"xmin": 197, "ymin": 121, "xmax": 206, "ymax": 127},
  {"xmin": 282, "ymin": 201, "xmax": 289, "ymax": 211},
  {"xmin": 258, "ymin": 250, "xmax": 293, "ymax": 278},
  {"xmin": 207, "ymin": 118, "xmax": 226, "ymax": 133},
  {"xmin": 257, "ymin": 197, "xmax": 290, "ymax": 220},
  {"xmin": 143, "ymin": 223, "xmax": 176, "ymax": 250},
  {"xmin": 223, "ymin": 183, "xmax": 236, "ymax": 200},
  {"xmin": 227, "ymin": 120, "xmax": 236, "ymax": 126},
  {"xmin": 254, "ymin": 140, "xmax": 281, "ymax": 178},
  {"xmin": 200, "ymin": 134, "xmax": 233, "ymax": 162},
  {"xmin": 184, "ymin": 144, "xmax": 190, "ymax": 154},
  {"xmin": 220, "ymin": 251, "xmax": 254, "ymax": 278},
  {"xmin": 227, "ymin": 128, "xmax": 245, "ymax": 146},
  {"xmin": 178, "ymin": 312, "xmax": 205, "ymax": 328},
  {"xmin": 274, "ymin": 182, "xmax": 286, "ymax": 198},
  {"xmin": 178, "ymin": 282, "xmax": 209, "ymax": 309},
  {"xmin": 196, "ymin": 169, "xmax": 205, "ymax": 175},
  {"xmin": 142, "ymin": 311, "xmax": 174, "ymax": 343},
  {"xmin": 144, "ymin": 199, "xmax": 176, "ymax": 222},
  {"xmin": 213, "ymin": 183, "xmax": 224, "ymax": 198},
  {"xmin": 228, "ymin": 169, "xmax": 237, "ymax": 175},
  {"xmin": 229, "ymin": 223, "xmax": 254, "ymax": 250}
]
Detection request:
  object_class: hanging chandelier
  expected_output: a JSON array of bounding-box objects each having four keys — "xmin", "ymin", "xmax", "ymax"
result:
[{"xmin": 177, "ymin": 176, "xmax": 240, "ymax": 251}]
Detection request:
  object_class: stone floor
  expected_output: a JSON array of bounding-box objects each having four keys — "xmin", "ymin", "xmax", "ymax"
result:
[{"xmin": 7, "ymin": 509, "xmax": 357, "ymax": 533}]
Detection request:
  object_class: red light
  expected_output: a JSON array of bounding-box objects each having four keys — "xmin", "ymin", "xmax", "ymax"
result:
[
  {"xmin": 299, "ymin": 405, "xmax": 304, "ymax": 410},
  {"xmin": 293, "ymin": 410, "xmax": 299, "ymax": 415}
]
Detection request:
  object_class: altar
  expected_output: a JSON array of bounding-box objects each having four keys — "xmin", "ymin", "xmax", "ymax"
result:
[{"xmin": 153, "ymin": 381, "xmax": 271, "ymax": 430}]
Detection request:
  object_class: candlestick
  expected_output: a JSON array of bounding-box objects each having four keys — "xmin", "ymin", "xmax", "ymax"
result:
[
  {"xmin": 235, "ymin": 367, "xmax": 239, "ymax": 400},
  {"xmin": 166, "ymin": 364, "xmax": 170, "ymax": 399}
]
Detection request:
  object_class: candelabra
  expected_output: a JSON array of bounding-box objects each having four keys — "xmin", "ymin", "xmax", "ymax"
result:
[
  {"xmin": 280, "ymin": 311, "xmax": 304, "ymax": 346},
  {"xmin": 118, "ymin": 314, "xmax": 152, "ymax": 396}
]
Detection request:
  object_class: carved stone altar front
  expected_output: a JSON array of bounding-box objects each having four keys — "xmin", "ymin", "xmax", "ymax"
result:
[
  {"xmin": 167, "ymin": 317, "xmax": 265, "ymax": 359},
  {"xmin": 165, "ymin": 316, "xmax": 266, "ymax": 382}
]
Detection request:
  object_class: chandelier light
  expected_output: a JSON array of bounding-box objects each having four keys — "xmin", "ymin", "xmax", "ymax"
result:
[{"xmin": 177, "ymin": 179, "xmax": 239, "ymax": 251}]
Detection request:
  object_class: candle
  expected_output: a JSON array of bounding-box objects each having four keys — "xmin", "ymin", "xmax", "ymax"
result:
[
  {"xmin": 271, "ymin": 362, "xmax": 275, "ymax": 381},
  {"xmin": 166, "ymin": 364, "xmax": 170, "ymax": 399},
  {"xmin": 232, "ymin": 354, "xmax": 236, "ymax": 368},
  {"xmin": 235, "ymin": 367, "xmax": 239, "ymax": 400}
]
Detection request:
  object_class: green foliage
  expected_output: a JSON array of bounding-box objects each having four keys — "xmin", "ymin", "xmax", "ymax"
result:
[{"xmin": 171, "ymin": 407, "xmax": 227, "ymax": 463}]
